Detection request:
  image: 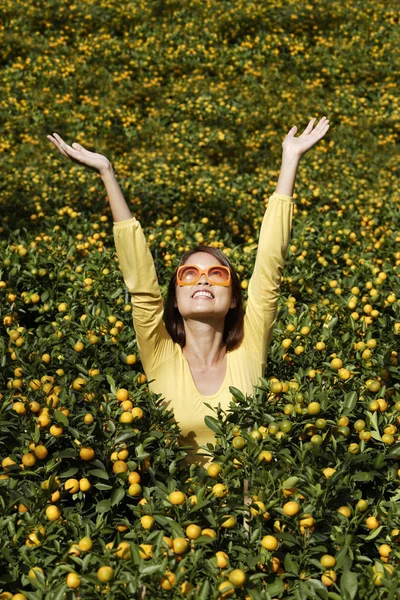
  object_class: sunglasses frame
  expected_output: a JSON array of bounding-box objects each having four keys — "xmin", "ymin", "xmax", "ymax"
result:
[{"xmin": 176, "ymin": 264, "xmax": 231, "ymax": 287}]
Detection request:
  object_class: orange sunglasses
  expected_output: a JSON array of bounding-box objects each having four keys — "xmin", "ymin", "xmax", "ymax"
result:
[{"xmin": 176, "ymin": 264, "xmax": 231, "ymax": 286}]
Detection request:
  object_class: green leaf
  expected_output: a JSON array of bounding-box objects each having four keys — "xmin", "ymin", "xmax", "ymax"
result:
[
  {"xmin": 342, "ymin": 392, "xmax": 358, "ymax": 415},
  {"xmin": 365, "ymin": 525, "xmax": 383, "ymax": 541},
  {"xmin": 111, "ymin": 487, "xmax": 125, "ymax": 506},
  {"xmin": 340, "ymin": 571, "xmax": 358, "ymax": 600},
  {"xmin": 89, "ymin": 469, "xmax": 109, "ymax": 480},
  {"xmin": 96, "ymin": 499, "xmax": 111, "ymax": 513},
  {"xmin": 284, "ymin": 554, "xmax": 299, "ymax": 574},
  {"xmin": 54, "ymin": 409, "xmax": 69, "ymax": 426},
  {"xmin": 197, "ymin": 580, "xmax": 210, "ymax": 600},
  {"xmin": 266, "ymin": 578, "xmax": 285, "ymax": 596},
  {"xmin": 204, "ymin": 415, "xmax": 222, "ymax": 433},
  {"xmin": 282, "ymin": 476, "xmax": 299, "ymax": 489}
]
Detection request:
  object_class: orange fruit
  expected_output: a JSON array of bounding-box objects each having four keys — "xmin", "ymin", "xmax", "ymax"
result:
[
  {"xmin": 216, "ymin": 551, "xmax": 229, "ymax": 568},
  {"xmin": 172, "ymin": 537, "xmax": 188, "ymax": 554},
  {"xmin": 258, "ymin": 450, "xmax": 273, "ymax": 463},
  {"xmin": 116, "ymin": 541, "xmax": 131, "ymax": 559},
  {"xmin": 97, "ymin": 566, "xmax": 114, "ymax": 583},
  {"xmin": 78, "ymin": 537, "xmax": 93, "ymax": 552},
  {"xmin": 320, "ymin": 555, "xmax": 336, "ymax": 568},
  {"xmin": 140, "ymin": 515, "xmax": 154, "ymax": 530},
  {"xmin": 365, "ymin": 516, "xmax": 379, "ymax": 530},
  {"xmin": 218, "ymin": 581, "xmax": 235, "ymax": 598},
  {"xmin": 212, "ymin": 483, "xmax": 228, "ymax": 498},
  {"xmin": 378, "ymin": 544, "xmax": 392, "ymax": 558},
  {"xmin": 79, "ymin": 478, "xmax": 91, "ymax": 492},
  {"xmin": 65, "ymin": 478, "xmax": 79, "ymax": 493},
  {"xmin": 283, "ymin": 501, "xmax": 300, "ymax": 516},
  {"xmin": 128, "ymin": 483, "xmax": 142, "ymax": 497},
  {"xmin": 139, "ymin": 544, "xmax": 153, "ymax": 559},
  {"xmin": 337, "ymin": 506, "xmax": 351, "ymax": 518},
  {"xmin": 160, "ymin": 571, "xmax": 176, "ymax": 590},
  {"xmin": 45, "ymin": 505, "xmax": 61, "ymax": 521},
  {"xmin": 261, "ymin": 535, "xmax": 278, "ymax": 551},
  {"xmin": 221, "ymin": 515, "xmax": 236, "ymax": 528},
  {"xmin": 168, "ymin": 491, "xmax": 186, "ymax": 505},
  {"xmin": 116, "ymin": 388, "xmax": 129, "ymax": 402},
  {"xmin": 228, "ymin": 568, "xmax": 246, "ymax": 587},
  {"xmin": 66, "ymin": 573, "xmax": 81, "ymax": 588},
  {"xmin": 186, "ymin": 524, "xmax": 202, "ymax": 539},
  {"xmin": 113, "ymin": 460, "xmax": 128, "ymax": 474},
  {"xmin": 80, "ymin": 447, "xmax": 95, "ymax": 461},
  {"xmin": 321, "ymin": 570, "xmax": 337, "ymax": 586},
  {"xmin": 207, "ymin": 462, "xmax": 222, "ymax": 478}
]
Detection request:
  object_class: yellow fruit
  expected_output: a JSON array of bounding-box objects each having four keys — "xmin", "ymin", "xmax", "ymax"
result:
[
  {"xmin": 308, "ymin": 402, "xmax": 321, "ymax": 415},
  {"xmin": 283, "ymin": 501, "xmax": 300, "ymax": 516},
  {"xmin": 72, "ymin": 377, "xmax": 86, "ymax": 390},
  {"xmin": 45, "ymin": 505, "xmax": 61, "ymax": 521},
  {"xmin": 65, "ymin": 478, "xmax": 80, "ymax": 494},
  {"xmin": 139, "ymin": 544, "xmax": 153, "ymax": 559},
  {"xmin": 221, "ymin": 515, "xmax": 236, "ymax": 528},
  {"xmin": 140, "ymin": 515, "xmax": 154, "ymax": 530},
  {"xmin": 261, "ymin": 535, "xmax": 278, "ymax": 551},
  {"xmin": 320, "ymin": 555, "xmax": 336, "ymax": 568},
  {"xmin": 66, "ymin": 572, "xmax": 81, "ymax": 588},
  {"xmin": 378, "ymin": 544, "xmax": 392, "ymax": 558},
  {"xmin": 128, "ymin": 483, "xmax": 142, "ymax": 497},
  {"xmin": 28, "ymin": 567, "xmax": 44, "ymax": 579},
  {"xmin": 21, "ymin": 453, "xmax": 36, "ymax": 467},
  {"xmin": 160, "ymin": 571, "xmax": 176, "ymax": 590},
  {"xmin": 322, "ymin": 467, "xmax": 336, "ymax": 479},
  {"xmin": 116, "ymin": 541, "xmax": 131, "ymax": 559},
  {"xmin": 128, "ymin": 471, "xmax": 141, "ymax": 484},
  {"xmin": 97, "ymin": 566, "xmax": 114, "ymax": 583},
  {"xmin": 116, "ymin": 388, "xmax": 130, "ymax": 402},
  {"xmin": 330, "ymin": 358, "xmax": 343, "ymax": 370},
  {"xmin": 78, "ymin": 537, "xmax": 93, "ymax": 552},
  {"xmin": 207, "ymin": 462, "xmax": 222, "ymax": 478},
  {"xmin": 365, "ymin": 516, "xmax": 380, "ymax": 530},
  {"xmin": 120, "ymin": 412, "xmax": 133, "ymax": 424},
  {"xmin": 113, "ymin": 460, "xmax": 128, "ymax": 474},
  {"xmin": 212, "ymin": 483, "xmax": 228, "ymax": 498},
  {"xmin": 173, "ymin": 537, "xmax": 188, "ymax": 554},
  {"xmin": 168, "ymin": 490, "xmax": 186, "ymax": 505},
  {"xmin": 79, "ymin": 478, "xmax": 91, "ymax": 492},
  {"xmin": 186, "ymin": 524, "xmax": 202, "ymax": 539},
  {"xmin": 216, "ymin": 551, "xmax": 229, "ymax": 568},
  {"xmin": 132, "ymin": 407, "xmax": 144, "ymax": 420},
  {"xmin": 337, "ymin": 506, "xmax": 351, "ymax": 518},
  {"xmin": 125, "ymin": 354, "xmax": 137, "ymax": 365},
  {"xmin": 80, "ymin": 446, "xmax": 95, "ymax": 461},
  {"xmin": 228, "ymin": 568, "xmax": 246, "ymax": 587},
  {"xmin": 356, "ymin": 499, "xmax": 368, "ymax": 512},
  {"xmin": 201, "ymin": 528, "xmax": 217, "ymax": 538},
  {"xmin": 218, "ymin": 581, "xmax": 235, "ymax": 598},
  {"xmin": 258, "ymin": 450, "xmax": 273, "ymax": 463},
  {"xmin": 321, "ymin": 570, "xmax": 337, "ymax": 586}
]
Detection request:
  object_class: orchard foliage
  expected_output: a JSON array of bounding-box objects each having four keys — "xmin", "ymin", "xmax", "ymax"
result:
[{"xmin": 1, "ymin": 0, "xmax": 400, "ymax": 599}]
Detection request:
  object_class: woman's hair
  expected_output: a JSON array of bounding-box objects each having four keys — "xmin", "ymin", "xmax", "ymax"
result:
[{"xmin": 164, "ymin": 246, "xmax": 245, "ymax": 352}]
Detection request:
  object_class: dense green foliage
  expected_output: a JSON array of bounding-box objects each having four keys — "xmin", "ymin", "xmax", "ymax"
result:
[{"xmin": 0, "ymin": 0, "xmax": 399, "ymax": 598}]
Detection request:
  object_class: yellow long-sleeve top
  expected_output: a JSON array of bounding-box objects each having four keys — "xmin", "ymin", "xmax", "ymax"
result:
[{"xmin": 113, "ymin": 192, "xmax": 295, "ymax": 466}]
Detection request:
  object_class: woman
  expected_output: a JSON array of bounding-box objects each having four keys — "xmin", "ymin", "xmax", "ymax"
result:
[{"xmin": 48, "ymin": 116, "xmax": 329, "ymax": 467}]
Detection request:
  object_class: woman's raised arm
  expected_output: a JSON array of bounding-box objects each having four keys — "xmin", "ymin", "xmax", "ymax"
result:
[
  {"xmin": 242, "ymin": 117, "xmax": 330, "ymax": 364},
  {"xmin": 47, "ymin": 133, "xmax": 132, "ymax": 223},
  {"xmin": 275, "ymin": 116, "xmax": 330, "ymax": 196}
]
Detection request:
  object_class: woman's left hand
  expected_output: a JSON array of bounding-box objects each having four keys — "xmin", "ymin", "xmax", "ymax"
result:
[{"xmin": 282, "ymin": 116, "xmax": 330, "ymax": 159}]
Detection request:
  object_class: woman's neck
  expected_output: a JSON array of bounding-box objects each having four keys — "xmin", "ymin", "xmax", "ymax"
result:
[{"xmin": 182, "ymin": 319, "xmax": 226, "ymax": 368}]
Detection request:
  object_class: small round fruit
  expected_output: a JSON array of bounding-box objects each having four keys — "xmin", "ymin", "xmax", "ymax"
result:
[
  {"xmin": 97, "ymin": 566, "xmax": 114, "ymax": 583},
  {"xmin": 186, "ymin": 524, "xmax": 202, "ymax": 539},
  {"xmin": 66, "ymin": 572, "xmax": 81, "ymax": 588},
  {"xmin": 78, "ymin": 537, "xmax": 93, "ymax": 552},
  {"xmin": 320, "ymin": 555, "xmax": 336, "ymax": 568},
  {"xmin": 45, "ymin": 505, "xmax": 61, "ymax": 521},
  {"xmin": 283, "ymin": 501, "xmax": 300, "ymax": 516},
  {"xmin": 365, "ymin": 516, "xmax": 379, "ymax": 530},
  {"xmin": 261, "ymin": 535, "xmax": 278, "ymax": 551},
  {"xmin": 168, "ymin": 491, "xmax": 186, "ymax": 505},
  {"xmin": 228, "ymin": 568, "xmax": 246, "ymax": 587}
]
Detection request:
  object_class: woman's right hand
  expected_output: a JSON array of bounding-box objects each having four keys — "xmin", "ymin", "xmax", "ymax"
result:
[{"xmin": 47, "ymin": 133, "xmax": 112, "ymax": 175}]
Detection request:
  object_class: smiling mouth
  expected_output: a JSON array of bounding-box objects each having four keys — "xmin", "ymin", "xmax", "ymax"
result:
[{"xmin": 192, "ymin": 291, "xmax": 214, "ymax": 299}]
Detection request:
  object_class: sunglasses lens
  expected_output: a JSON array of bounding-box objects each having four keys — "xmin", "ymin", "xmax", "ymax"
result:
[
  {"xmin": 208, "ymin": 266, "xmax": 230, "ymax": 283},
  {"xmin": 178, "ymin": 266, "xmax": 200, "ymax": 283}
]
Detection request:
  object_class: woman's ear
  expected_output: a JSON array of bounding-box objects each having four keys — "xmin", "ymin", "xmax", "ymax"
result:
[{"xmin": 230, "ymin": 298, "xmax": 237, "ymax": 309}]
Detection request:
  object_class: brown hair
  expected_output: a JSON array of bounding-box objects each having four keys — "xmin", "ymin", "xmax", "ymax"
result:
[{"xmin": 164, "ymin": 246, "xmax": 244, "ymax": 352}]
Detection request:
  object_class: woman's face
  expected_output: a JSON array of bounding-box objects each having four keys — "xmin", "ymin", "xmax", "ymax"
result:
[{"xmin": 174, "ymin": 252, "xmax": 236, "ymax": 321}]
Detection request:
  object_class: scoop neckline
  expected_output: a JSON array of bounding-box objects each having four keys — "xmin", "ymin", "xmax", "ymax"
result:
[{"xmin": 182, "ymin": 350, "xmax": 229, "ymax": 399}]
